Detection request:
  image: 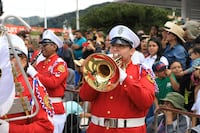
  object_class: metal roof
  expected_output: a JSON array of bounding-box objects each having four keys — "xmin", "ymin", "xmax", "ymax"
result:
[{"xmin": 114, "ymin": 0, "xmax": 200, "ymax": 21}]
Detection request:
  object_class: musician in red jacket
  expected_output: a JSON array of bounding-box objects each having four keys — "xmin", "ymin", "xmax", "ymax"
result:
[
  {"xmin": 79, "ymin": 25, "xmax": 156, "ymax": 133},
  {"xmin": 0, "ymin": 34, "xmax": 54, "ymax": 133},
  {"xmin": 27, "ymin": 30, "xmax": 68, "ymax": 133}
]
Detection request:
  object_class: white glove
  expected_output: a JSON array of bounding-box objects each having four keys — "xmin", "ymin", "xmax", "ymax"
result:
[
  {"xmin": 0, "ymin": 119, "xmax": 9, "ymax": 133},
  {"xmin": 27, "ymin": 64, "xmax": 38, "ymax": 78},
  {"xmin": 119, "ymin": 67, "xmax": 127, "ymax": 85}
]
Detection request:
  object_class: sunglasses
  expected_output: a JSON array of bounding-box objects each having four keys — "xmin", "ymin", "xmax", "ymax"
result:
[
  {"xmin": 39, "ymin": 39, "xmax": 55, "ymax": 45},
  {"xmin": 10, "ymin": 53, "xmax": 23, "ymax": 59},
  {"xmin": 9, "ymin": 48, "xmax": 25, "ymax": 58},
  {"xmin": 110, "ymin": 37, "xmax": 133, "ymax": 45}
]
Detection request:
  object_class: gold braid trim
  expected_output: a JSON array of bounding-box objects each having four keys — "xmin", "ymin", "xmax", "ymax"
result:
[{"xmin": 12, "ymin": 66, "xmax": 29, "ymax": 116}]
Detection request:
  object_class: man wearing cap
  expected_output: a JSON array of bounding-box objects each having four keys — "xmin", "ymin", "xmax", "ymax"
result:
[
  {"xmin": 163, "ymin": 23, "xmax": 188, "ymax": 69},
  {"xmin": 0, "ymin": 34, "xmax": 54, "ymax": 133},
  {"xmin": 27, "ymin": 30, "xmax": 68, "ymax": 133},
  {"xmin": 79, "ymin": 25, "xmax": 156, "ymax": 133},
  {"xmin": 147, "ymin": 92, "xmax": 190, "ymax": 133}
]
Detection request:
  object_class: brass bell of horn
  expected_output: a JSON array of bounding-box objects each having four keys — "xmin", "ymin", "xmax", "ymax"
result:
[{"xmin": 83, "ymin": 53, "xmax": 120, "ymax": 92}]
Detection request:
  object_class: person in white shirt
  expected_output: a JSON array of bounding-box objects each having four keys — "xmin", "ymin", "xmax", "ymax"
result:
[
  {"xmin": 131, "ymin": 49, "xmax": 145, "ymax": 65},
  {"xmin": 143, "ymin": 37, "xmax": 168, "ymax": 72},
  {"xmin": 144, "ymin": 37, "xmax": 169, "ymax": 123}
]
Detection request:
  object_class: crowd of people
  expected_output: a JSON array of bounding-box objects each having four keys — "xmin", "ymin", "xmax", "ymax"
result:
[{"xmin": 0, "ymin": 19, "xmax": 200, "ymax": 133}]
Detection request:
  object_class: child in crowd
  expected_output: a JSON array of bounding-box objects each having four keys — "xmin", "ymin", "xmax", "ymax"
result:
[
  {"xmin": 170, "ymin": 61, "xmax": 194, "ymax": 111},
  {"xmin": 152, "ymin": 61, "xmax": 180, "ymax": 111},
  {"xmin": 146, "ymin": 61, "xmax": 180, "ymax": 126},
  {"xmin": 181, "ymin": 45, "xmax": 200, "ymax": 76},
  {"xmin": 170, "ymin": 61, "xmax": 183, "ymax": 78}
]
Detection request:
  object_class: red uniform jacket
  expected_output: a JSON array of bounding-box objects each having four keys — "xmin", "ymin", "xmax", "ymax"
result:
[
  {"xmin": 36, "ymin": 54, "xmax": 68, "ymax": 114},
  {"xmin": 80, "ymin": 62, "xmax": 156, "ymax": 133},
  {"xmin": 7, "ymin": 74, "xmax": 54, "ymax": 133}
]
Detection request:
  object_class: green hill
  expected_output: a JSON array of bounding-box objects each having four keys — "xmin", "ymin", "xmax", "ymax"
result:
[{"xmin": 4, "ymin": 2, "xmax": 110, "ymax": 29}]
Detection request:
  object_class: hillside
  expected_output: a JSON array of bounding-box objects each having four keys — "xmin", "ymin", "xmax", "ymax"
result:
[
  {"xmin": 4, "ymin": 2, "xmax": 111, "ymax": 29},
  {"xmin": 4, "ymin": 16, "xmax": 44, "ymax": 26}
]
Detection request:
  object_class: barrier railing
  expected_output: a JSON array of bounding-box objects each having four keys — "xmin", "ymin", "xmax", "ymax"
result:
[
  {"xmin": 153, "ymin": 105, "xmax": 200, "ymax": 133},
  {"xmin": 63, "ymin": 89, "xmax": 90, "ymax": 133},
  {"xmin": 63, "ymin": 89, "xmax": 80, "ymax": 133}
]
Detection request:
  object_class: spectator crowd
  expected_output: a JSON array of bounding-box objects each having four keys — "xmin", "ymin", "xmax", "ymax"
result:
[{"xmin": 1, "ymin": 19, "xmax": 200, "ymax": 133}]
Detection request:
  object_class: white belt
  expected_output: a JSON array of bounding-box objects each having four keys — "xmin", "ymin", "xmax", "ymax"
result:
[
  {"xmin": 91, "ymin": 115, "xmax": 145, "ymax": 128},
  {"xmin": 49, "ymin": 97, "xmax": 62, "ymax": 103}
]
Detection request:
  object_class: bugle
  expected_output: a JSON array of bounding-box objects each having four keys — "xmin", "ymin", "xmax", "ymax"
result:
[
  {"xmin": 0, "ymin": 15, "xmax": 39, "ymax": 121},
  {"xmin": 83, "ymin": 53, "xmax": 121, "ymax": 92}
]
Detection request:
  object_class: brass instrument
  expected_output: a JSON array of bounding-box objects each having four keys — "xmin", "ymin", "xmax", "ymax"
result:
[
  {"xmin": 0, "ymin": 15, "xmax": 39, "ymax": 121},
  {"xmin": 83, "ymin": 53, "xmax": 122, "ymax": 92}
]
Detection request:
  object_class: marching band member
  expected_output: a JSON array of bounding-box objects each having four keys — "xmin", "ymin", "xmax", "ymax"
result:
[
  {"xmin": 79, "ymin": 25, "xmax": 156, "ymax": 133},
  {"xmin": 27, "ymin": 30, "xmax": 68, "ymax": 133},
  {"xmin": 0, "ymin": 34, "xmax": 54, "ymax": 133}
]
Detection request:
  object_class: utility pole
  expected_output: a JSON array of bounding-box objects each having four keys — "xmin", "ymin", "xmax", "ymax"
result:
[
  {"xmin": 76, "ymin": 0, "xmax": 80, "ymax": 30},
  {"xmin": 44, "ymin": 0, "xmax": 47, "ymax": 29}
]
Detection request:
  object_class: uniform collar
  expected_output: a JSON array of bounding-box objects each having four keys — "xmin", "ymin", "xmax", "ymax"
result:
[
  {"xmin": 44, "ymin": 54, "xmax": 58, "ymax": 64},
  {"xmin": 150, "ymin": 55, "xmax": 157, "ymax": 59}
]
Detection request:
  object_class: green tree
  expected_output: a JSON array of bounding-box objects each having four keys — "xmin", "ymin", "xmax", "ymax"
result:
[
  {"xmin": 80, "ymin": 3, "xmax": 170, "ymax": 34},
  {"xmin": 34, "ymin": 2, "xmax": 170, "ymax": 35}
]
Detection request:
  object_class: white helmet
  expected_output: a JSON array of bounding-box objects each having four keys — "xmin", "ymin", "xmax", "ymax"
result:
[{"xmin": 8, "ymin": 34, "xmax": 28, "ymax": 56}]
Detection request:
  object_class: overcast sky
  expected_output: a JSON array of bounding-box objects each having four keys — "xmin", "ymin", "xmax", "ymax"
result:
[{"xmin": 2, "ymin": 0, "xmax": 113, "ymax": 17}]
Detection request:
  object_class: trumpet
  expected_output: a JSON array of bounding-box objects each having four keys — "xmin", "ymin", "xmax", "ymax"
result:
[{"xmin": 83, "ymin": 53, "xmax": 122, "ymax": 92}]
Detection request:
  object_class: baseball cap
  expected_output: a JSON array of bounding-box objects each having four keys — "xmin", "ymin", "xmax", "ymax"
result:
[{"xmin": 152, "ymin": 61, "xmax": 167, "ymax": 72}]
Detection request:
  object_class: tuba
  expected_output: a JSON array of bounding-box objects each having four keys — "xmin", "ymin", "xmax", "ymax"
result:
[{"xmin": 83, "ymin": 53, "xmax": 121, "ymax": 92}]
